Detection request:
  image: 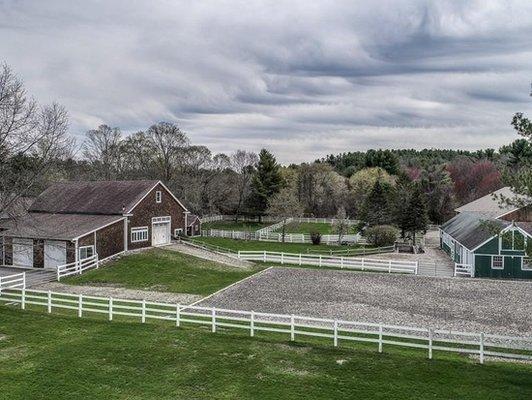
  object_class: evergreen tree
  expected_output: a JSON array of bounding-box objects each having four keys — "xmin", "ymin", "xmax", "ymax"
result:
[
  {"xmin": 404, "ymin": 183, "xmax": 428, "ymax": 243},
  {"xmin": 247, "ymin": 149, "xmax": 283, "ymax": 219},
  {"xmin": 361, "ymin": 179, "xmax": 392, "ymax": 226},
  {"xmin": 393, "ymin": 172, "xmax": 412, "ymax": 238}
]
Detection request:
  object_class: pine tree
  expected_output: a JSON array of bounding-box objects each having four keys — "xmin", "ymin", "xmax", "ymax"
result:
[
  {"xmin": 247, "ymin": 149, "xmax": 283, "ymax": 219},
  {"xmin": 362, "ymin": 179, "xmax": 392, "ymax": 226},
  {"xmin": 393, "ymin": 172, "xmax": 412, "ymax": 238},
  {"xmin": 404, "ymin": 183, "xmax": 428, "ymax": 244}
]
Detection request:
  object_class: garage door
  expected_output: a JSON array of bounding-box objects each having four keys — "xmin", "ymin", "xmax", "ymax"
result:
[
  {"xmin": 12, "ymin": 238, "xmax": 33, "ymax": 267},
  {"xmin": 152, "ymin": 222, "xmax": 170, "ymax": 246},
  {"xmin": 44, "ymin": 240, "xmax": 67, "ymax": 268}
]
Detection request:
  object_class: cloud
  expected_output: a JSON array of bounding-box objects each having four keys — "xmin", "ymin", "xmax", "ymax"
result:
[{"xmin": 1, "ymin": 0, "xmax": 531, "ymax": 163}]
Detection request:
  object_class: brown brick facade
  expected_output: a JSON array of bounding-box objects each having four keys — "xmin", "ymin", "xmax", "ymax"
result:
[{"xmin": 127, "ymin": 183, "xmax": 187, "ymax": 250}]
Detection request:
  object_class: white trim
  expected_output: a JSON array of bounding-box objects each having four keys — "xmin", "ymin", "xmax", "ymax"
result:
[
  {"xmin": 155, "ymin": 190, "xmax": 162, "ymax": 203},
  {"xmin": 151, "ymin": 216, "xmax": 171, "ymax": 246},
  {"xmin": 79, "ymin": 245, "xmax": 95, "ymax": 260},
  {"xmin": 71, "ymin": 217, "xmax": 126, "ymax": 241},
  {"xmin": 127, "ymin": 181, "xmax": 189, "ymax": 214},
  {"xmin": 131, "ymin": 226, "xmax": 149, "ymax": 243},
  {"xmin": 491, "ymin": 255, "xmax": 504, "ymax": 270},
  {"xmin": 174, "ymin": 228, "xmax": 183, "ymax": 237}
]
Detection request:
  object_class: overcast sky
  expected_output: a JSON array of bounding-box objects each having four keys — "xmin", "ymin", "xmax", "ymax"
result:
[{"xmin": 1, "ymin": 0, "xmax": 531, "ymax": 163}]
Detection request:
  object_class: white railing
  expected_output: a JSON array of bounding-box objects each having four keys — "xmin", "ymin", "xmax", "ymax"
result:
[
  {"xmin": 306, "ymin": 245, "xmax": 394, "ymax": 256},
  {"xmin": 0, "ymin": 287, "xmax": 530, "ymax": 364},
  {"xmin": 454, "ymin": 263, "xmax": 473, "ymax": 277},
  {"xmin": 237, "ymin": 251, "xmax": 418, "ymax": 274},
  {"xmin": 0, "ymin": 272, "xmax": 26, "ymax": 291},
  {"xmin": 255, "ymin": 218, "xmax": 293, "ymax": 235},
  {"xmin": 56, "ymin": 254, "xmax": 99, "ymax": 281},
  {"xmin": 202, "ymin": 229, "xmax": 361, "ymax": 244},
  {"xmin": 199, "ymin": 215, "xmax": 224, "ymax": 223},
  {"xmin": 290, "ymin": 217, "xmax": 359, "ymax": 225}
]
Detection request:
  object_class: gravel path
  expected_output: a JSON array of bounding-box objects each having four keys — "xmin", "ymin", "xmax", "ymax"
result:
[
  {"xmin": 196, "ymin": 267, "xmax": 532, "ymax": 337},
  {"xmin": 35, "ymin": 282, "xmax": 202, "ymax": 304},
  {"xmin": 166, "ymin": 243, "xmax": 253, "ymax": 269}
]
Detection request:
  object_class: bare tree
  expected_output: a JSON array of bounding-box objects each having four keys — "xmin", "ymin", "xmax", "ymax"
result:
[
  {"xmin": 331, "ymin": 206, "xmax": 350, "ymax": 245},
  {"xmin": 147, "ymin": 121, "xmax": 189, "ymax": 183},
  {"xmin": 266, "ymin": 187, "xmax": 304, "ymax": 242},
  {"xmin": 82, "ymin": 124, "xmax": 122, "ymax": 180},
  {"xmin": 230, "ymin": 150, "xmax": 258, "ymax": 220},
  {"xmin": 0, "ymin": 63, "xmax": 71, "ymax": 220}
]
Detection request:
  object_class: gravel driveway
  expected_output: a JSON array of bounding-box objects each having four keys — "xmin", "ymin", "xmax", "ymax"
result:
[{"xmin": 197, "ymin": 267, "xmax": 532, "ymax": 337}]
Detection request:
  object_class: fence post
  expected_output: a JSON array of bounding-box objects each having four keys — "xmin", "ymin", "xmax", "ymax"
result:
[
  {"xmin": 378, "ymin": 324, "xmax": 383, "ymax": 353},
  {"xmin": 176, "ymin": 305, "xmax": 181, "ymax": 327},
  {"xmin": 96, "ymin": 255, "xmax": 99, "ymax": 269},
  {"xmin": 479, "ymin": 333, "xmax": 484, "ymax": 364},
  {"xmin": 428, "ymin": 328, "xmax": 433, "ymax": 360},
  {"xmin": 22, "ymin": 272, "xmax": 26, "ymax": 289},
  {"xmin": 250, "ymin": 311, "xmax": 255, "ymax": 337},
  {"xmin": 78, "ymin": 294, "xmax": 83, "ymax": 317},
  {"xmin": 415, "ymin": 261, "xmax": 419, "ymax": 275},
  {"xmin": 388, "ymin": 260, "xmax": 392, "ymax": 273},
  {"xmin": 48, "ymin": 290, "xmax": 52, "ymax": 313},
  {"xmin": 361, "ymin": 258, "xmax": 365, "ymax": 271},
  {"xmin": 341, "ymin": 256, "xmax": 344, "ymax": 269},
  {"xmin": 141, "ymin": 299, "xmax": 146, "ymax": 323},
  {"xmin": 212, "ymin": 308, "xmax": 216, "ymax": 333},
  {"xmin": 21, "ymin": 287, "xmax": 25, "ymax": 310},
  {"xmin": 109, "ymin": 297, "xmax": 113, "ymax": 321},
  {"xmin": 281, "ymin": 252, "xmax": 284, "ymax": 264},
  {"xmin": 56, "ymin": 267, "xmax": 60, "ymax": 281},
  {"xmin": 263, "ymin": 251, "xmax": 266, "ymax": 262},
  {"xmin": 319, "ymin": 255, "xmax": 322, "ymax": 267},
  {"xmin": 299, "ymin": 253, "xmax": 302, "ymax": 266},
  {"xmin": 334, "ymin": 320, "xmax": 338, "ymax": 347},
  {"xmin": 290, "ymin": 315, "xmax": 295, "ymax": 341}
]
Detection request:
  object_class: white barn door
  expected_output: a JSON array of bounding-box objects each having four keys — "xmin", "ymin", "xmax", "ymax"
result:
[
  {"xmin": 12, "ymin": 238, "xmax": 33, "ymax": 267},
  {"xmin": 44, "ymin": 240, "xmax": 67, "ymax": 268},
  {"xmin": 152, "ymin": 216, "xmax": 171, "ymax": 246}
]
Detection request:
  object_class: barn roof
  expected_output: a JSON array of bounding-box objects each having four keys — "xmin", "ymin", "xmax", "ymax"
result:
[
  {"xmin": 455, "ymin": 187, "xmax": 528, "ymax": 218},
  {"xmin": 29, "ymin": 180, "xmax": 160, "ymax": 215},
  {"xmin": 440, "ymin": 212, "xmax": 510, "ymax": 251},
  {"xmin": 0, "ymin": 213, "xmax": 124, "ymax": 241}
]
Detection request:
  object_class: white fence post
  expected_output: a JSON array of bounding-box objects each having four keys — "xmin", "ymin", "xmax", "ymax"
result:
[
  {"xmin": 22, "ymin": 272, "xmax": 26, "ymax": 289},
  {"xmin": 319, "ymin": 255, "xmax": 322, "ymax": 267},
  {"xmin": 78, "ymin": 294, "xmax": 83, "ymax": 317},
  {"xmin": 479, "ymin": 333, "xmax": 485, "ymax": 364},
  {"xmin": 263, "ymin": 251, "xmax": 266, "ymax": 262},
  {"xmin": 415, "ymin": 261, "xmax": 419, "ymax": 275},
  {"xmin": 341, "ymin": 256, "xmax": 344, "ymax": 269},
  {"xmin": 388, "ymin": 261, "xmax": 392, "ymax": 273},
  {"xmin": 212, "ymin": 308, "xmax": 216, "ymax": 333},
  {"xmin": 141, "ymin": 299, "xmax": 146, "ymax": 323},
  {"xmin": 176, "ymin": 305, "xmax": 181, "ymax": 327},
  {"xmin": 281, "ymin": 252, "xmax": 284, "ymax": 264},
  {"xmin": 378, "ymin": 324, "xmax": 383, "ymax": 353},
  {"xmin": 299, "ymin": 253, "xmax": 302, "ymax": 266},
  {"xmin": 428, "ymin": 328, "xmax": 433, "ymax": 360},
  {"xmin": 47, "ymin": 290, "xmax": 52, "ymax": 313},
  {"xmin": 21, "ymin": 287, "xmax": 25, "ymax": 310},
  {"xmin": 290, "ymin": 315, "xmax": 295, "ymax": 341},
  {"xmin": 250, "ymin": 311, "xmax": 255, "ymax": 337},
  {"xmin": 333, "ymin": 320, "xmax": 338, "ymax": 347},
  {"xmin": 361, "ymin": 259, "xmax": 365, "ymax": 271},
  {"xmin": 109, "ymin": 297, "xmax": 113, "ymax": 321}
]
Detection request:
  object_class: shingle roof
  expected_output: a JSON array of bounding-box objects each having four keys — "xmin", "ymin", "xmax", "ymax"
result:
[
  {"xmin": 455, "ymin": 187, "xmax": 528, "ymax": 218},
  {"xmin": 29, "ymin": 180, "xmax": 159, "ymax": 215},
  {"xmin": 440, "ymin": 212, "xmax": 510, "ymax": 250},
  {"xmin": 0, "ymin": 213, "xmax": 124, "ymax": 240}
]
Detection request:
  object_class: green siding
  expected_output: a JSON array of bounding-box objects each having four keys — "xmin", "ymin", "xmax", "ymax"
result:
[
  {"xmin": 474, "ymin": 236, "xmax": 498, "ymax": 255},
  {"xmin": 474, "ymin": 255, "xmax": 532, "ymax": 279},
  {"xmin": 442, "ymin": 242, "xmax": 451, "ymax": 256}
]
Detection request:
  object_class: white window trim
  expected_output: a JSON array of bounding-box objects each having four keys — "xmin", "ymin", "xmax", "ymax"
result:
[
  {"xmin": 79, "ymin": 245, "xmax": 95, "ymax": 260},
  {"xmin": 152, "ymin": 216, "xmax": 171, "ymax": 224},
  {"xmin": 131, "ymin": 226, "xmax": 149, "ymax": 243},
  {"xmin": 156, "ymin": 190, "xmax": 162, "ymax": 203},
  {"xmin": 174, "ymin": 228, "xmax": 183, "ymax": 237},
  {"xmin": 491, "ymin": 255, "xmax": 504, "ymax": 270},
  {"xmin": 522, "ymin": 257, "xmax": 532, "ymax": 271}
]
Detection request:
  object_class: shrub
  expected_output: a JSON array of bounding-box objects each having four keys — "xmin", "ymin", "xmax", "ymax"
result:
[
  {"xmin": 365, "ymin": 225, "xmax": 398, "ymax": 247},
  {"xmin": 310, "ymin": 231, "xmax": 322, "ymax": 245}
]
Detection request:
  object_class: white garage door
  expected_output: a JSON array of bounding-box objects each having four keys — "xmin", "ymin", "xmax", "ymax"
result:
[
  {"xmin": 44, "ymin": 240, "xmax": 67, "ymax": 268},
  {"xmin": 12, "ymin": 238, "xmax": 33, "ymax": 267},
  {"xmin": 152, "ymin": 222, "xmax": 170, "ymax": 246}
]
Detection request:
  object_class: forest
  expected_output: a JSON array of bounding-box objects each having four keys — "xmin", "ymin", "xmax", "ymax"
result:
[{"xmin": 1, "ymin": 63, "xmax": 531, "ymax": 232}]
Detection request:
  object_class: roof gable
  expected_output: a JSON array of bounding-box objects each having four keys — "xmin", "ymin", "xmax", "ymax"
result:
[
  {"xmin": 29, "ymin": 180, "xmax": 160, "ymax": 215},
  {"xmin": 455, "ymin": 187, "xmax": 529, "ymax": 218}
]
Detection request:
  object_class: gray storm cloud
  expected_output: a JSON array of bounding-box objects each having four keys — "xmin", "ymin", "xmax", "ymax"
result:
[{"xmin": 1, "ymin": 0, "xmax": 531, "ymax": 163}]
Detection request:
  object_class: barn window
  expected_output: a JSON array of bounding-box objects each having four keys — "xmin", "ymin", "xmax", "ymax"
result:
[
  {"xmin": 491, "ymin": 256, "xmax": 504, "ymax": 269},
  {"xmin": 131, "ymin": 227, "xmax": 149, "ymax": 243},
  {"xmin": 174, "ymin": 228, "xmax": 183, "ymax": 237},
  {"xmin": 523, "ymin": 258, "xmax": 532, "ymax": 271},
  {"xmin": 501, "ymin": 229, "xmax": 525, "ymax": 251},
  {"xmin": 79, "ymin": 245, "xmax": 95, "ymax": 260},
  {"xmin": 156, "ymin": 191, "xmax": 162, "ymax": 203}
]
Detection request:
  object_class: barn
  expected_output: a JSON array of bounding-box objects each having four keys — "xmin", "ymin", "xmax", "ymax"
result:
[
  {"xmin": 0, "ymin": 180, "xmax": 198, "ymax": 269},
  {"xmin": 440, "ymin": 187, "xmax": 531, "ymax": 279}
]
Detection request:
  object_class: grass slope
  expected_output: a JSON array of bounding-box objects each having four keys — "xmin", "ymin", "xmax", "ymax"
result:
[
  {"xmin": 63, "ymin": 249, "xmax": 261, "ymax": 296},
  {"xmin": 202, "ymin": 220, "xmax": 275, "ymax": 231},
  {"xmin": 1, "ymin": 307, "xmax": 531, "ymax": 400}
]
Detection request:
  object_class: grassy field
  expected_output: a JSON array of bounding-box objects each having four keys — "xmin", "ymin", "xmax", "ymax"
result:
[
  {"xmin": 202, "ymin": 220, "xmax": 276, "ymax": 231},
  {"xmin": 191, "ymin": 236, "xmax": 363, "ymax": 253},
  {"xmin": 1, "ymin": 307, "xmax": 531, "ymax": 400},
  {"xmin": 63, "ymin": 249, "xmax": 262, "ymax": 296}
]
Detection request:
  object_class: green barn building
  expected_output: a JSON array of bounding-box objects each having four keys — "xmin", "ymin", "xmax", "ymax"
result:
[{"xmin": 439, "ymin": 187, "xmax": 532, "ymax": 279}]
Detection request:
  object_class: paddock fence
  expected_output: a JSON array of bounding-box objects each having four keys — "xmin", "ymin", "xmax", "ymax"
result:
[
  {"xmin": 201, "ymin": 229, "xmax": 362, "ymax": 245},
  {"xmin": 236, "ymin": 250, "xmax": 418, "ymax": 274},
  {"xmin": 56, "ymin": 254, "xmax": 99, "ymax": 281},
  {"xmin": 255, "ymin": 218, "xmax": 293, "ymax": 235},
  {"xmin": 1, "ymin": 287, "xmax": 530, "ymax": 364},
  {"xmin": 0, "ymin": 272, "xmax": 26, "ymax": 292}
]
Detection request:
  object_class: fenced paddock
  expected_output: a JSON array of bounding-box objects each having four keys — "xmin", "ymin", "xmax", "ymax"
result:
[
  {"xmin": 237, "ymin": 250, "xmax": 418, "ymax": 274},
  {"xmin": 202, "ymin": 229, "xmax": 362, "ymax": 244},
  {"xmin": 0, "ymin": 287, "xmax": 530, "ymax": 363}
]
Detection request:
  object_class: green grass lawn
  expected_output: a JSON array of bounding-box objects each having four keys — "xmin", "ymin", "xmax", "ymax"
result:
[
  {"xmin": 192, "ymin": 236, "xmax": 367, "ymax": 254},
  {"xmin": 202, "ymin": 220, "xmax": 276, "ymax": 231},
  {"xmin": 1, "ymin": 307, "xmax": 531, "ymax": 400},
  {"xmin": 63, "ymin": 249, "xmax": 262, "ymax": 296}
]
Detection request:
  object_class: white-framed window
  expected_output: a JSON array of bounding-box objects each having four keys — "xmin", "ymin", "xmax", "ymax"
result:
[
  {"xmin": 501, "ymin": 229, "xmax": 525, "ymax": 251},
  {"xmin": 523, "ymin": 257, "xmax": 532, "ymax": 271},
  {"xmin": 79, "ymin": 245, "xmax": 95, "ymax": 260},
  {"xmin": 155, "ymin": 191, "xmax": 162, "ymax": 203},
  {"xmin": 174, "ymin": 228, "xmax": 183, "ymax": 237},
  {"xmin": 131, "ymin": 227, "xmax": 149, "ymax": 243},
  {"xmin": 491, "ymin": 255, "xmax": 504, "ymax": 269}
]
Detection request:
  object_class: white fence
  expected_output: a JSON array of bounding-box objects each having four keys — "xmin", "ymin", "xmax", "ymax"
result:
[
  {"xmin": 0, "ymin": 287, "xmax": 530, "ymax": 363},
  {"xmin": 199, "ymin": 215, "xmax": 224, "ymax": 223},
  {"xmin": 255, "ymin": 218, "xmax": 293, "ymax": 235},
  {"xmin": 454, "ymin": 263, "xmax": 473, "ymax": 277},
  {"xmin": 0, "ymin": 272, "xmax": 26, "ymax": 291},
  {"xmin": 290, "ymin": 217, "xmax": 359, "ymax": 225},
  {"xmin": 56, "ymin": 254, "xmax": 99, "ymax": 281},
  {"xmin": 202, "ymin": 229, "xmax": 361, "ymax": 244},
  {"xmin": 237, "ymin": 251, "xmax": 418, "ymax": 274}
]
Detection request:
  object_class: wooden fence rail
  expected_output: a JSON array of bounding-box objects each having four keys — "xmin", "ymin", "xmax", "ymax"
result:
[
  {"xmin": 0, "ymin": 272, "xmax": 25, "ymax": 292},
  {"xmin": 202, "ymin": 229, "xmax": 361, "ymax": 244},
  {"xmin": 56, "ymin": 254, "xmax": 99, "ymax": 281},
  {"xmin": 1, "ymin": 288, "xmax": 530, "ymax": 363}
]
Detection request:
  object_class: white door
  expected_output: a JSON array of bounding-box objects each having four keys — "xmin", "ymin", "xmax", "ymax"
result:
[
  {"xmin": 44, "ymin": 240, "xmax": 67, "ymax": 268},
  {"xmin": 12, "ymin": 238, "xmax": 33, "ymax": 267},
  {"xmin": 152, "ymin": 223, "xmax": 170, "ymax": 246}
]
